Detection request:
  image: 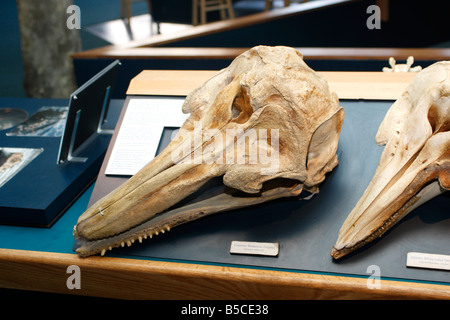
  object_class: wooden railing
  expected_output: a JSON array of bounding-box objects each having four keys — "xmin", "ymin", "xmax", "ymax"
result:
[{"xmin": 73, "ymin": 46, "xmax": 450, "ymax": 62}]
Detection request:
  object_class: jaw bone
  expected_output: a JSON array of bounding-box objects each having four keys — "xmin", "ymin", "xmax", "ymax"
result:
[
  {"xmin": 332, "ymin": 61, "xmax": 450, "ymax": 259},
  {"xmin": 73, "ymin": 46, "xmax": 344, "ymax": 257}
]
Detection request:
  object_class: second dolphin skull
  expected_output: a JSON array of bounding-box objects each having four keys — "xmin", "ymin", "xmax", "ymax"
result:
[{"xmin": 332, "ymin": 61, "xmax": 450, "ymax": 259}]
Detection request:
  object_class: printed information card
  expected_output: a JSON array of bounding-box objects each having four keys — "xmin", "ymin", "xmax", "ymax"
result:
[
  {"xmin": 406, "ymin": 252, "xmax": 450, "ymax": 271},
  {"xmin": 230, "ymin": 241, "xmax": 279, "ymax": 257},
  {"xmin": 105, "ymin": 97, "xmax": 188, "ymax": 176}
]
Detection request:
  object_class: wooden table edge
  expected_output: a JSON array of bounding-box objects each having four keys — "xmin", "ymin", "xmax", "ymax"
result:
[{"xmin": 0, "ymin": 249, "xmax": 448, "ymax": 300}]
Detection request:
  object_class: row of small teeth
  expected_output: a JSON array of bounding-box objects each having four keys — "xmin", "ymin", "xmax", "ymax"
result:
[{"xmin": 100, "ymin": 225, "xmax": 171, "ymax": 256}]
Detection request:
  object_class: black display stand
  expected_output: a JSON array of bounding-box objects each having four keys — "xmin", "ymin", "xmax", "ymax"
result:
[
  {"xmin": 0, "ymin": 60, "xmax": 122, "ymax": 227},
  {"xmin": 0, "ymin": 98, "xmax": 124, "ymax": 227}
]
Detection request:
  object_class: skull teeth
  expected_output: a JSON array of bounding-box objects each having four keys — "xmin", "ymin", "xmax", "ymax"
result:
[{"xmin": 98, "ymin": 225, "xmax": 172, "ymax": 256}]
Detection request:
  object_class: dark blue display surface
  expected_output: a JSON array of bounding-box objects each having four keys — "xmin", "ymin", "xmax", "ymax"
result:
[
  {"xmin": 0, "ymin": 98, "xmax": 448, "ymax": 287},
  {"xmin": 0, "ymin": 98, "xmax": 122, "ymax": 227},
  {"xmin": 88, "ymin": 99, "xmax": 450, "ymax": 285}
]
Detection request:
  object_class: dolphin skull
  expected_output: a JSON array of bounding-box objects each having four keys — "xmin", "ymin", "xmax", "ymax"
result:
[
  {"xmin": 332, "ymin": 61, "xmax": 450, "ymax": 259},
  {"xmin": 73, "ymin": 46, "xmax": 345, "ymax": 257}
]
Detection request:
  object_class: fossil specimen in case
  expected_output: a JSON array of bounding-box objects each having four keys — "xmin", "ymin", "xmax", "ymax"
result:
[
  {"xmin": 332, "ymin": 61, "xmax": 450, "ymax": 259},
  {"xmin": 73, "ymin": 46, "xmax": 345, "ymax": 257}
]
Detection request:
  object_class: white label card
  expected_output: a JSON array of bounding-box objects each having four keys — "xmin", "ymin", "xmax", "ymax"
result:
[
  {"xmin": 105, "ymin": 97, "xmax": 188, "ymax": 176},
  {"xmin": 406, "ymin": 252, "xmax": 450, "ymax": 271},
  {"xmin": 230, "ymin": 241, "xmax": 279, "ymax": 257}
]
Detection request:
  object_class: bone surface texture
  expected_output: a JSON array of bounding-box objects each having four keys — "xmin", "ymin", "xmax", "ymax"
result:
[
  {"xmin": 332, "ymin": 61, "xmax": 450, "ymax": 259},
  {"xmin": 73, "ymin": 46, "xmax": 344, "ymax": 257}
]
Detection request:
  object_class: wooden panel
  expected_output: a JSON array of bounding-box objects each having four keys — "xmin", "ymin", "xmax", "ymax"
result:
[
  {"xmin": 1, "ymin": 249, "xmax": 449, "ymax": 299},
  {"xmin": 321, "ymin": 71, "xmax": 417, "ymax": 100},
  {"xmin": 299, "ymin": 47, "xmax": 450, "ymax": 61},
  {"xmin": 126, "ymin": 70, "xmax": 417, "ymax": 100},
  {"xmin": 126, "ymin": 70, "xmax": 217, "ymax": 96},
  {"xmin": 73, "ymin": 47, "xmax": 245, "ymax": 60},
  {"xmin": 73, "ymin": 46, "xmax": 450, "ymax": 62}
]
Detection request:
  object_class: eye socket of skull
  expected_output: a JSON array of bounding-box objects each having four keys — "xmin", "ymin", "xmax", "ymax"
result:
[
  {"xmin": 231, "ymin": 86, "xmax": 253, "ymax": 124},
  {"xmin": 427, "ymin": 101, "xmax": 450, "ymax": 134}
]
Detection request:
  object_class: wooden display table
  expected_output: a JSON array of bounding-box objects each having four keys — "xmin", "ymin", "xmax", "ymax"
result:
[
  {"xmin": 0, "ymin": 71, "xmax": 449, "ymax": 300},
  {"xmin": 125, "ymin": 70, "xmax": 417, "ymax": 100}
]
